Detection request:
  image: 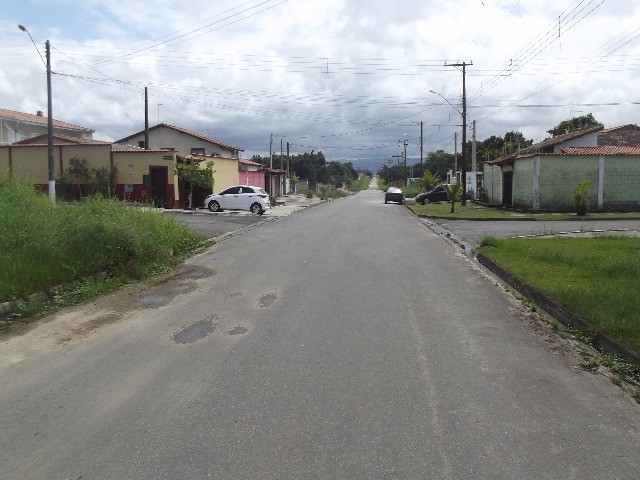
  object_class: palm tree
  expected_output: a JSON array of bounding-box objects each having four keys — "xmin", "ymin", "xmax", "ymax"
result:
[{"xmin": 445, "ymin": 182, "xmax": 462, "ymax": 213}]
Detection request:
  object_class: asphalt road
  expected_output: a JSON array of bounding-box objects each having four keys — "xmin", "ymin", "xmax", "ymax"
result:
[
  {"xmin": 167, "ymin": 210, "xmax": 266, "ymax": 239},
  {"xmin": 1, "ymin": 189, "xmax": 638, "ymax": 479}
]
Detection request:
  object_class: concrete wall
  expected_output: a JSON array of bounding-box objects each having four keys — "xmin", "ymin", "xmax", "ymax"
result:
[
  {"xmin": 512, "ymin": 157, "xmax": 535, "ymax": 209},
  {"xmin": 537, "ymin": 156, "xmax": 599, "ymax": 210},
  {"xmin": 482, "ymin": 163, "xmax": 502, "ymax": 205},
  {"xmin": 601, "ymin": 155, "xmax": 640, "ymax": 210},
  {"xmin": 0, "ymin": 144, "xmax": 180, "ymax": 208},
  {"xmin": 211, "ymin": 157, "xmax": 240, "ymax": 192},
  {"xmin": 0, "ymin": 144, "xmax": 111, "ymax": 185}
]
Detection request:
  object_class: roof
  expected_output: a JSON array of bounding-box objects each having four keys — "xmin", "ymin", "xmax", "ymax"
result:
[
  {"xmin": 239, "ymin": 158, "xmax": 263, "ymax": 166},
  {"xmin": 599, "ymin": 124, "xmax": 640, "ymax": 134},
  {"xmin": 7, "ymin": 134, "xmax": 169, "ymax": 153},
  {"xmin": 115, "ymin": 123, "xmax": 244, "ymax": 152},
  {"xmin": 560, "ymin": 146, "xmax": 640, "ymax": 155},
  {"xmin": 0, "ymin": 107, "xmax": 94, "ymax": 133},
  {"xmin": 13, "ymin": 134, "xmax": 110, "ymax": 146},
  {"xmin": 487, "ymin": 124, "xmax": 604, "ymax": 165}
]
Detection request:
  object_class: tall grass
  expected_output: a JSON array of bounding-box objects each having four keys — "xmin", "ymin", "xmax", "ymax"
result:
[{"xmin": 0, "ymin": 179, "xmax": 201, "ymax": 302}]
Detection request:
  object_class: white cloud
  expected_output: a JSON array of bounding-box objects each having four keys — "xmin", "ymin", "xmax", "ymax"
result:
[{"xmin": 3, "ymin": 0, "xmax": 640, "ymax": 170}]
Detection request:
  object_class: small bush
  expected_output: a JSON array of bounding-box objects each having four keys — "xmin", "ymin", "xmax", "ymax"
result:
[
  {"xmin": 479, "ymin": 236, "xmax": 500, "ymax": 248},
  {"xmin": 573, "ymin": 180, "xmax": 590, "ymax": 216}
]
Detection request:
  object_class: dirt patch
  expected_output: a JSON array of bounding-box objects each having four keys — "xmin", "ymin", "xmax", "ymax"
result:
[{"xmin": 11, "ymin": 264, "xmax": 216, "ymax": 347}]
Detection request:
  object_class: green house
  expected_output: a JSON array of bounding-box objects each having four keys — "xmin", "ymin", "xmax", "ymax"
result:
[{"xmin": 483, "ymin": 125, "xmax": 640, "ymax": 212}]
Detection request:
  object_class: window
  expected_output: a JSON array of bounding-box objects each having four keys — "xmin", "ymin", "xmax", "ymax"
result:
[
  {"xmin": 138, "ymin": 140, "xmax": 145, "ymax": 148},
  {"xmin": 190, "ymin": 148, "xmax": 205, "ymax": 155}
]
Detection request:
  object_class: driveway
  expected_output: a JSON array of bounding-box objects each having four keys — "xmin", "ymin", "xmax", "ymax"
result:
[{"xmin": 428, "ymin": 218, "xmax": 640, "ymax": 247}]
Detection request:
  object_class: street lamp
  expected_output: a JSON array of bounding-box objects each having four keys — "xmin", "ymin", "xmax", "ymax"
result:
[
  {"xmin": 429, "ymin": 90, "xmax": 462, "ymax": 116},
  {"xmin": 19, "ymin": 24, "xmax": 55, "ymax": 204}
]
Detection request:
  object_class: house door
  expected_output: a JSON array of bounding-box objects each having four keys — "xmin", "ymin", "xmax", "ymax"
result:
[
  {"xmin": 502, "ymin": 171, "xmax": 513, "ymax": 207},
  {"xmin": 150, "ymin": 167, "xmax": 168, "ymax": 207}
]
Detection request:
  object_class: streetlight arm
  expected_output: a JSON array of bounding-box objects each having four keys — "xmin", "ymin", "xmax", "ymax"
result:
[
  {"xmin": 429, "ymin": 90, "xmax": 462, "ymax": 116},
  {"xmin": 18, "ymin": 25, "xmax": 47, "ymax": 68}
]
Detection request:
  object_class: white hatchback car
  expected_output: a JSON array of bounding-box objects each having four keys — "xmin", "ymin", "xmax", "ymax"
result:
[{"xmin": 204, "ymin": 185, "xmax": 270, "ymax": 215}]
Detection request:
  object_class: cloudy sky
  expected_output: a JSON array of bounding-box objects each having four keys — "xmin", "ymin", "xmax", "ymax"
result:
[{"xmin": 2, "ymin": 0, "xmax": 640, "ymax": 171}]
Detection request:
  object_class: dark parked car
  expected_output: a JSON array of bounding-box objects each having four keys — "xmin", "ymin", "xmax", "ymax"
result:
[
  {"xmin": 384, "ymin": 186, "xmax": 404, "ymax": 204},
  {"xmin": 415, "ymin": 184, "xmax": 449, "ymax": 204}
]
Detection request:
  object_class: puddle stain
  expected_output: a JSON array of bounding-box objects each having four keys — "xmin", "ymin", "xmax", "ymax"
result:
[
  {"xmin": 227, "ymin": 291, "xmax": 244, "ymax": 299},
  {"xmin": 173, "ymin": 320, "xmax": 216, "ymax": 344},
  {"xmin": 259, "ymin": 293, "xmax": 277, "ymax": 308},
  {"xmin": 226, "ymin": 326, "xmax": 248, "ymax": 335}
]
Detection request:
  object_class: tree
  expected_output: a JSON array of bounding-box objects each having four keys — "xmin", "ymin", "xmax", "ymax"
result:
[
  {"xmin": 424, "ymin": 150, "xmax": 455, "ymax": 180},
  {"xmin": 547, "ymin": 113, "xmax": 603, "ymax": 137},
  {"xmin": 420, "ymin": 170, "xmax": 441, "ymax": 192},
  {"xmin": 445, "ymin": 182, "xmax": 462, "ymax": 214},
  {"xmin": 175, "ymin": 157, "xmax": 215, "ymax": 209},
  {"xmin": 57, "ymin": 157, "xmax": 118, "ymax": 201}
]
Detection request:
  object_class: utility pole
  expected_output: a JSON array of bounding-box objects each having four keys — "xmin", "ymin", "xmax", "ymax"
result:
[
  {"xmin": 45, "ymin": 40, "xmax": 55, "ymax": 204},
  {"xmin": 144, "ymin": 87, "xmax": 149, "ymax": 150},
  {"xmin": 420, "ymin": 121, "xmax": 423, "ymax": 178},
  {"xmin": 454, "ymin": 132, "xmax": 458, "ymax": 173},
  {"xmin": 269, "ymin": 133, "xmax": 273, "ymax": 169},
  {"xmin": 398, "ymin": 136, "xmax": 408, "ymax": 185},
  {"xmin": 472, "ymin": 120, "xmax": 477, "ymax": 200},
  {"xmin": 447, "ymin": 61, "xmax": 472, "ymax": 205}
]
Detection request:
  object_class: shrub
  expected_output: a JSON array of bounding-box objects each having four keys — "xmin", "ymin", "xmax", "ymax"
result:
[
  {"xmin": 573, "ymin": 180, "xmax": 590, "ymax": 216},
  {"xmin": 0, "ymin": 179, "xmax": 201, "ymax": 302}
]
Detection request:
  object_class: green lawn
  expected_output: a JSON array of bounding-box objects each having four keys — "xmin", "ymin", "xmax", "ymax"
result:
[{"xmin": 479, "ymin": 235, "xmax": 640, "ymax": 354}]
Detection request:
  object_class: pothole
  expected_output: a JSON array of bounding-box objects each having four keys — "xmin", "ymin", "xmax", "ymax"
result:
[
  {"xmin": 173, "ymin": 320, "xmax": 216, "ymax": 344},
  {"xmin": 259, "ymin": 293, "xmax": 277, "ymax": 308},
  {"xmin": 226, "ymin": 326, "xmax": 248, "ymax": 335},
  {"xmin": 227, "ymin": 291, "xmax": 244, "ymax": 298}
]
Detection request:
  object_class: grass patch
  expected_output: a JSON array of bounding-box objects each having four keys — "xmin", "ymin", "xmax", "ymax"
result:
[
  {"xmin": 349, "ymin": 176, "xmax": 371, "ymax": 192},
  {"xmin": 0, "ymin": 178, "xmax": 203, "ymax": 314},
  {"xmin": 408, "ymin": 201, "xmax": 640, "ymax": 220},
  {"xmin": 479, "ymin": 235, "xmax": 640, "ymax": 353}
]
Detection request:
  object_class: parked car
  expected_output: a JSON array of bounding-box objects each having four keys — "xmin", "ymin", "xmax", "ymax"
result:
[
  {"xmin": 384, "ymin": 186, "xmax": 404, "ymax": 204},
  {"xmin": 415, "ymin": 184, "xmax": 449, "ymax": 204},
  {"xmin": 204, "ymin": 185, "xmax": 270, "ymax": 214}
]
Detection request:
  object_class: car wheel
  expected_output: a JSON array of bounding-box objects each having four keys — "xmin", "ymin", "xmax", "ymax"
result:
[
  {"xmin": 208, "ymin": 200, "xmax": 221, "ymax": 212},
  {"xmin": 399, "ymin": 200, "xmax": 403, "ymax": 205},
  {"xmin": 250, "ymin": 202, "xmax": 263, "ymax": 215},
  {"xmin": 424, "ymin": 197, "xmax": 431, "ymax": 204}
]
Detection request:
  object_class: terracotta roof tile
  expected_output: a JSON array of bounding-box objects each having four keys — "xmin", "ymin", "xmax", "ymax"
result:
[
  {"xmin": 561, "ymin": 146, "xmax": 640, "ymax": 155},
  {"xmin": 0, "ymin": 107, "xmax": 94, "ymax": 132}
]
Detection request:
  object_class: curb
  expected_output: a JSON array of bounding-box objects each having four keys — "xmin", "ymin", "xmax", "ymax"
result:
[
  {"xmin": 476, "ymin": 253, "xmax": 640, "ymax": 368},
  {"xmin": 404, "ymin": 203, "xmax": 640, "ymax": 367}
]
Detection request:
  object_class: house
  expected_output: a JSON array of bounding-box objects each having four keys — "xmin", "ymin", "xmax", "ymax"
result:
[
  {"xmin": 2, "ymin": 134, "xmax": 181, "ymax": 208},
  {"xmin": 598, "ymin": 124, "xmax": 640, "ymax": 147},
  {"xmin": 0, "ymin": 107, "xmax": 94, "ymax": 145},
  {"xmin": 483, "ymin": 125, "xmax": 640, "ymax": 211},
  {"xmin": 115, "ymin": 123, "xmax": 243, "ymax": 159},
  {"xmin": 239, "ymin": 158, "xmax": 266, "ymax": 190},
  {"xmin": 116, "ymin": 124, "xmax": 250, "ymax": 205}
]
